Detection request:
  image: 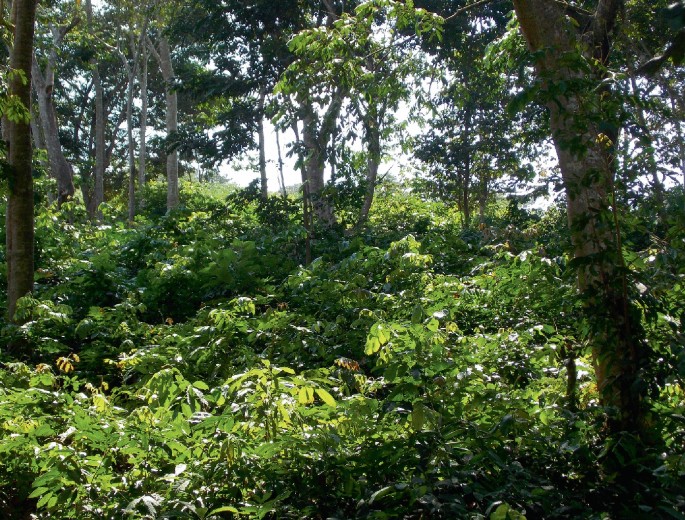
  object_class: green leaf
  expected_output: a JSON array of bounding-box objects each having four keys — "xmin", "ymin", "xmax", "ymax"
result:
[
  {"xmin": 315, "ymin": 388, "xmax": 336, "ymax": 407},
  {"xmin": 426, "ymin": 318, "xmax": 440, "ymax": 332},
  {"xmin": 36, "ymin": 492, "xmax": 54, "ymax": 509},
  {"xmin": 369, "ymin": 485, "xmax": 395, "ymax": 504},
  {"xmin": 209, "ymin": 505, "xmax": 241, "ymax": 515},
  {"xmin": 28, "ymin": 487, "xmax": 49, "ymax": 499},
  {"xmin": 193, "ymin": 381, "xmax": 210, "ymax": 391}
]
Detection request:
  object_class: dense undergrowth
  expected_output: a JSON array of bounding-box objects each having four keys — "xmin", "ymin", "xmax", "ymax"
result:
[{"xmin": 1, "ymin": 181, "xmax": 684, "ymax": 519}]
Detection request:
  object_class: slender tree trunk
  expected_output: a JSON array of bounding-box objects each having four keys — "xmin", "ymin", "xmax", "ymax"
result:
[
  {"xmin": 275, "ymin": 127, "xmax": 287, "ymax": 197},
  {"xmin": 293, "ymin": 122, "xmax": 312, "ymax": 265},
  {"xmin": 6, "ymin": 0, "xmax": 39, "ymax": 322},
  {"xmin": 85, "ymin": 0, "xmax": 105, "ymax": 218},
  {"xmin": 139, "ymin": 37, "xmax": 149, "ymax": 189},
  {"xmin": 513, "ymin": 0, "xmax": 647, "ymax": 435},
  {"xmin": 121, "ymin": 34, "xmax": 139, "ymax": 224},
  {"xmin": 356, "ymin": 103, "xmax": 381, "ymax": 230},
  {"xmin": 479, "ymin": 172, "xmax": 489, "ymax": 224},
  {"xmin": 29, "ymin": 101, "xmax": 52, "ymax": 203},
  {"xmin": 154, "ymin": 36, "xmax": 179, "ymax": 210},
  {"xmin": 461, "ymin": 102, "xmax": 474, "ymax": 227},
  {"xmin": 91, "ymin": 65, "xmax": 105, "ymax": 217},
  {"xmin": 126, "ymin": 70, "xmax": 136, "ymax": 224},
  {"xmin": 258, "ymin": 89, "xmax": 268, "ymax": 199}
]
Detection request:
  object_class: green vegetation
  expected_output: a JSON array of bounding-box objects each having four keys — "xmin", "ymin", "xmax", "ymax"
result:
[
  {"xmin": 1, "ymin": 182, "xmax": 683, "ymax": 519},
  {"xmin": 2, "ymin": 0, "xmax": 685, "ymax": 518}
]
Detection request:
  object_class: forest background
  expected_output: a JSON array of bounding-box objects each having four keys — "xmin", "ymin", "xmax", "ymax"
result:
[{"xmin": 1, "ymin": 0, "xmax": 685, "ymax": 518}]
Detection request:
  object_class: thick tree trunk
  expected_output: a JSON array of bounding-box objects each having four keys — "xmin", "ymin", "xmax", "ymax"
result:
[
  {"xmin": 32, "ymin": 53, "xmax": 75, "ymax": 206},
  {"xmin": 513, "ymin": 0, "xmax": 647, "ymax": 434},
  {"xmin": 300, "ymin": 94, "xmax": 342, "ymax": 227},
  {"xmin": 31, "ymin": 20, "xmax": 79, "ymax": 207},
  {"xmin": 6, "ymin": 0, "xmax": 39, "ymax": 322}
]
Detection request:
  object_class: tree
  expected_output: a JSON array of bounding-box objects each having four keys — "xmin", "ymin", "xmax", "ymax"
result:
[
  {"xmin": 510, "ymin": 0, "xmax": 648, "ymax": 434},
  {"xmin": 149, "ymin": 33, "xmax": 179, "ymax": 210},
  {"xmin": 171, "ymin": 0, "xmax": 307, "ymax": 197},
  {"xmin": 413, "ymin": 0, "xmax": 532, "ymax": 225},
  {"xmin": 85, "ymin": 0, "xmax": 106, "ymax": 218},
  {"xmin": 5, "ymin": 0, "xmax": 39, "ymax": 322},
  {"xmin": 277, "ymin": 0, "xmax": 441, "ymax": 230},
  {"xmin": 31, "ymin": 1, "xmax": 78, "ymax": 206}
]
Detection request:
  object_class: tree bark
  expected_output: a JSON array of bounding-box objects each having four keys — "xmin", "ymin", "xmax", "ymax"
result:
[
  {"xmin": 292, "ymin": 122, "xmax": 312, "ymax": 265},
  {"xmin": 152, "ymin": 36, "xmax": 179, "ymax": 211},
  {"xmin": 86, "ymin": 0, "xmax": 105, "ymax": 219},
  {"xmin": 32, "ymin": 45, "xmax": 75, "ymax": 206},
  {"xmin": 139, "ymin": 36, "xmax": 149, "ymax": 189},
  {"xmin": 299, "ymin": 91, "xmax": 343, "ymax": 227},
  {"xmin": 121, "ymin": 33, "xmax": 140, "ymax": 224},
  {"xmin": 512, "ymin": 0, "xmax": 647, "ymax": 434},
  {"xmin": 461, "ymin": 102, "xmax": 474, "ymax": 227},
  {"xmin": 258, "ymin": 89, "xmax": 268, "ymax": 199},
  {"xmin": 275, "ymin": 127, "xmax": 287, "ymax": 197},
  {"xmin": 31, "ymin": 18, "xmax": 79, "ymax": 206},
  {"xmin": 356, "ymin": 103, "xmax": 382, "ymax": 230},
  {"xmin": 6, "ymin": 0, "xmax": 39, "ymax": 322}
]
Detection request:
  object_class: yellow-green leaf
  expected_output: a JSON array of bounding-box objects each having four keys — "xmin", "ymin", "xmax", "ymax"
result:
[{"xmin": 315, "ymin": 388, "xmax": 336, "ymax": 407}]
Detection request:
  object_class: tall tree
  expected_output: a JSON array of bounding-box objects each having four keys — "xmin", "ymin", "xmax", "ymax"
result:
[
  {"xmin": 6, "ymin": 0, "xmax": 39, "ymax": 322},
  {"xmin": 511, "ymin": 0, "xmax": 647, "ymax": 434},
  {"xmin": 31, "ymin": 5, "xmax": 78, "ymax": 206},
  {"xmin": 149, "ymin": 33, "xmax": 179, "ymax": 210},
  {"xmin": 85, "ymin": 0, "xmax": 106, "ymax": 218}
]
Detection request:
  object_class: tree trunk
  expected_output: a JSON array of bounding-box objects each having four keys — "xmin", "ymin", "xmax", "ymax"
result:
[
  {"xmin": 292, "ymin": 122, "xmax": 312, "ymax": 265},
  {"xmin": 139, "ymin": 37, "xmax": 149, "ymax": 190},
  {"xmin": 513, "ymin": 0, "xmax": 647, "ymax": 435},
  {"xmin": 479, "ymin": 172, "xmax": 489, "ymax": 225},
  {"xmin": 6, "ymin": 0, "xmax": 39, "ymax": 322},
  {"xmin": 155, "ymin": 36, "xmax": 179, "ymax": 210},
  {"xmin": 258, "ymin": 89, "xmax": 268, "ymax": 199},
  {"xmin": 356, "ymin": 103, "xmax": 381, "ymax": 230},
  {"xmin": 275, "ymin": 127, "xmax": 287, "ymax": 197},
  {"xmin": 300, "ymin": 94, "xmax": 342, "ymax": 227},
  {"xmin": 85, "ymin": 0, "xmax": 105, "ymax": 218},
  {"xmin": 462, "ymin": 103, "xmax": 473, "ymax": 227},
  {"xmin": 91, "ymin": 66, "xmax": 105, "ymax": 217},
  {"xmin": 32, "ymin": 51, "xmax": 75, "ymax": 206},
  {"xmin": 122, "ymin": 33, "xmax": 140, "ymax": 224}
]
